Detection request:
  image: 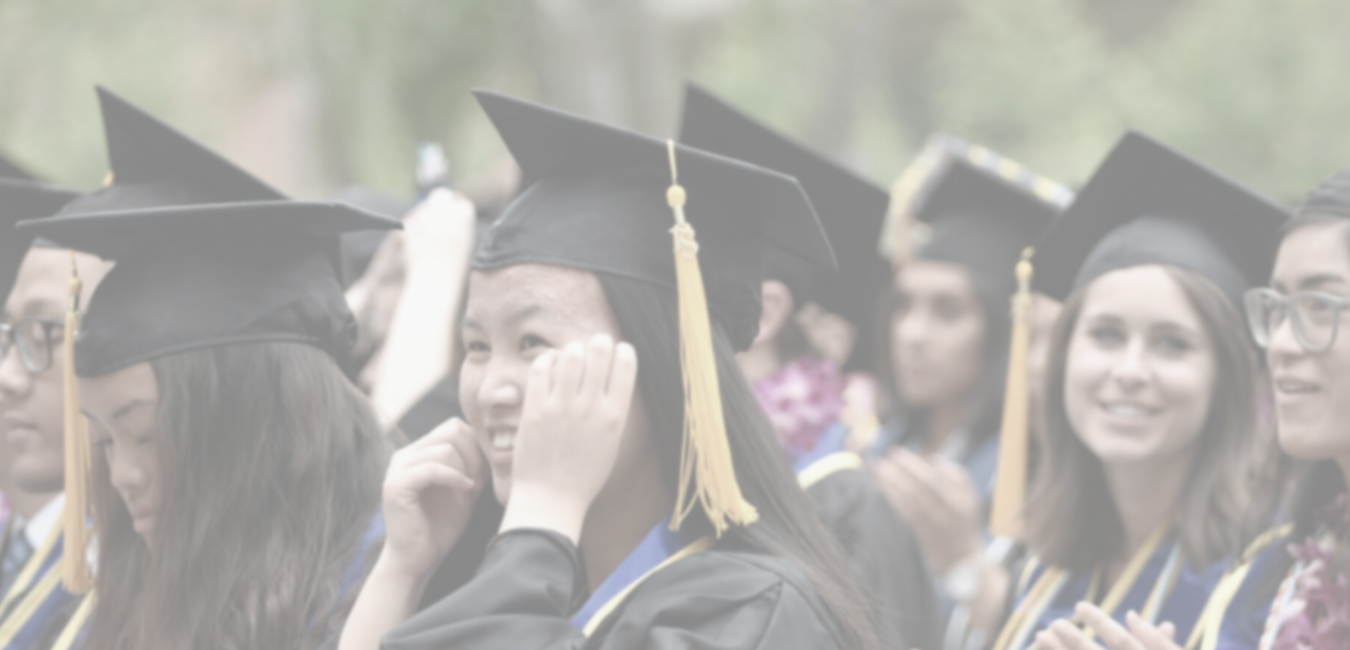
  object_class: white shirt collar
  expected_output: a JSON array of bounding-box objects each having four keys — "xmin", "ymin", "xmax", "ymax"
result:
[{"xmin": 23, "ymin": 493, "xmax": 66, "ymax": 549}]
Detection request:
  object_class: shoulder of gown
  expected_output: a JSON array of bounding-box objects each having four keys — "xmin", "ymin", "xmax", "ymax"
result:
[
  {"xmin": 382, "ymin": 528, "xmax": 846, "ymax": 650},
  {"xmin": 806, "ymin": 466, "xmax": 941, "ymax": 650}
]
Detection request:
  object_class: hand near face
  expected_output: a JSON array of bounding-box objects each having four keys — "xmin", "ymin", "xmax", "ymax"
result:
[
  {"xmin": 1035, "ymin": 604, "xmax": 1180, "ymax": 650},
  {"xmin": 869, "ymin": 448, "xmax": 983, "ymax": 573},
  {"xmin": 380, "ymin": 419, "xmax": 486, "ymax": 581},
  {"xmin": 500, "ymin": 334, "xmax": 639, "ymax": 543}
]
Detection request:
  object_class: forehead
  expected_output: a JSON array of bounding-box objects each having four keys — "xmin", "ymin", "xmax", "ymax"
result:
[
  {"xmin": 896, "ymin": 258, "xmax": 976, "ymax": 297},
  {"xmin": 79, "ymin": 360, "xmax": 158, "ymax": 420},
  {"xmin": 5, "ymin": 247, "xmax": 71, "ymax": 315},
  {"xmin": 1274, "ymin": 220, "xmax": 1350, "ymax": 283},
  {"xmin": 466, "ymin": 263, "xmax": 617, "ymax": 330},
  {"xmin": 1081, "ymin": 265, "xmax": 1202, "ymax": 328}
]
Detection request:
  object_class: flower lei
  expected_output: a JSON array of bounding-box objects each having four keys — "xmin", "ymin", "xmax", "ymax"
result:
[
  {"xmin": 1268, "ymin": 494, "xmax": 1350, "ymax": 650},
  {"xmin": 751, "ymin": 355, "xmax": 845, "ymax": 461}
]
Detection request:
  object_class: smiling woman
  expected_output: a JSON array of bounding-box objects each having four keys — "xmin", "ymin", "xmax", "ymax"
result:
[{"xmin": 992, "ymin": 132, "xmax": 1288, "ymax": 650}]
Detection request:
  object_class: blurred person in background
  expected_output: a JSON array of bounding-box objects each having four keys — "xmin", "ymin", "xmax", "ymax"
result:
[
  {"xmin": 17, "ymin": 88, "xmax": 399, "ymax": 650},
  {"xmin": 868, "ymin": 135, "xmax": 1068, "ymax": 649},
  {"xmin": 679, "ymin": 85, "xmax": 939, "ymax": 650},
  {"xmin": 0, "ymin": 152, "xmax": 108, "ymax": 650},
  {"xmin": 997, "ymin": 132, "xmax": 1287, "ymax": 650}
]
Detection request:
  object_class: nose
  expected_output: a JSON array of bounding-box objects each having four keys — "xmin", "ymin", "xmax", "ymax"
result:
[
  {"xmin": 108, "ymin": 446, "xmax": 148, "ymax": 496},
  {"xmin": 1109, "ymin": 337, "xmax": 1150, "ymax": 390},
  {"xmin": 0, "ymin": 345, "xmax": 34, "ymax": 402},
  {"xmin": 1266, "ymin": 310, "xmax": 1305, "ymax": 362},
  {"xmin": 894, "ymin": 308, "xmax": 930, "ymax": 353},
  {"xmin": 475, "ymin": 357, "xmax": 525, "ymax": 413}
]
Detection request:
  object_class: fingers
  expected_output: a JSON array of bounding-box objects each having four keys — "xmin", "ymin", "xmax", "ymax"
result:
[
  {"xmin": 1038, "ymin": 619, "xmax": 1104, "ymax": 650},
  {"xmin": 607, "ymin": 342, "xmax": 638, "ymax": 401},
  {"xmin": 549, "ymin": 341, "xmax": 584, "ymax": 397},
  {"xmin": 1124, "ymin": 611, "xmax": 1182, "ymax": 650},
  {"xmin": 527, "ymin": 349, "xmax": 558, "ymax": 403},
  {"xmin": 401, "ymin": 461, "xmax": 477, "ymax": 494},
  {"xmin": 1075, "ymin": 603, "xmax": 1141, "ymax": 650},
  {"xmin": 579, "ymin": 334, "xmax": 616, "ymax": 397}
]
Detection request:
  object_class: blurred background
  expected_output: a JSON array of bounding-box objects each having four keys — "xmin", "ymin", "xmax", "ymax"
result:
[{"xmin": 1, "ymin": 0, "xmax": 1347, "ymax": 205}]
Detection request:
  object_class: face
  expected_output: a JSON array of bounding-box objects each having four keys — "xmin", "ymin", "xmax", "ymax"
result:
[
  {"xmin": 81, "ymin": 362, "xmax": 162, "ymax": 539},
  {"xmin": 1063, "ymin": 266, "xmax": 1217, "ymax": 466},
  {"xmin": 1265, "ymin": 221, "xmax": 1350, "ymax": 463},
  {"xmin": 460, "ymin": 264, "xmax": 650, "ymax": 505},
  {"xmin": 0, "ymin": 248, "xmax": 106, "ymax": 494},
  {"xmin": 890, "ymin": 259, "xmax": 987, "ymax": 408}
]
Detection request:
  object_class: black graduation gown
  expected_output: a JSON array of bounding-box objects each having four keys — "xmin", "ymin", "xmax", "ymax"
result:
[
  {"xmin": 806, "ymin": 466, "xmax": 941, "ymax": 650},
  {"xmin": 381, "ymin": 529, "xmax": 845, "ymax": 649}
]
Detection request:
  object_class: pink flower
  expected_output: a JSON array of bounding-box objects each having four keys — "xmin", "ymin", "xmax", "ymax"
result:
[{"xmin": 752, "ymin": 356, "xmax": 846, "ymax": 459}]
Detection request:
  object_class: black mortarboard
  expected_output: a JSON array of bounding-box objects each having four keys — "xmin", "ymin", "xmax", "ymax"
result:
[
  {"xmin": 0, "ymin": 152, "xmax": 38, "ymax": 182},
  {"xmin": 1, "ymin": 176, "xmax": 79, "ymax": 303},
  {"xmin": 907, "ymin": 138, "xmax": 1068, "ymax": 304},
  {"xmin": 474, "ymin": 90, "xmax": 836, "ymax": 534},
  {"xmin": 1034, "ymin": 131, "xmax": 1289, "ymax": 305},
  {"xmin": 17, "ymin": 87, "xmax": 400, "ymax": 378},
  {"xmin": 472, "ymin": 90, "xmax": 835, "ymax": 353},
  {"xmin": 1294, "ymin": 169, "xmax": 1350, "ymax": 220},
  {"xmin": 677, "ymin": 85, "xmax": 889, "ymax": 371}
]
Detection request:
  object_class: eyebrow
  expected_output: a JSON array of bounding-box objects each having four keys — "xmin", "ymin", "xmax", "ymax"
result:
[
  {"xmin": 1298, "ymin": 273, "xmax": 1349, "ymax": 291},
  {"xmin": 111, "ymin": 399, "xmax": 155, "ymax": 422}
]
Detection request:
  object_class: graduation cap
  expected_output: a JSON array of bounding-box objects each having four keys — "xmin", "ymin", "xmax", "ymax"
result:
[
  {"xmin": 988, "ymin": 131, "xmax": 1288, "ymax": 540},
  {"xmin": 677, "ymin": 85, "xmax": 889, "ymax": 373},
  {"xmin": 16, "ymin": 87, "xmax": 399, "ymax": 591},
  {"xmin": 1, "ymin": 177, "xmax": 79, "ymax": 303},
  {"xmin": 1034, "ymin": 131, "xmax": 1289, "ymax": 305},
  {"xmin": 1294, "ymin": 168, "xmax": 1350, "ymax": 220},
  {"xmin": 473, "ymin": 90, "xmax": 836, "ymax": 535},
  {"xmin": 896, "ymin": 135, "xmax": 1069, "ymax": 304}
]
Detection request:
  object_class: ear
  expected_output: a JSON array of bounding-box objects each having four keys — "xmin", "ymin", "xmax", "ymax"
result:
[{"xmin": 753, "ymin": 280, "xmax": 796, "ymax": 347}]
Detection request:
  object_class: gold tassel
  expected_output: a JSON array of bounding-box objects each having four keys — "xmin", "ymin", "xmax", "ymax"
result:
[
  {"xmin": 885, "ymin": 143, "xmax": 945, "ymax": 272},
  {"xmin": 988, "ymin": 248, "xmax": 1034, "ymax": 539},
  {"xmin": 664, "ymin": 140, "xmax": 758, "ymax": 536},
  {"xmin": 62, "ymin": 251, "xmax": 93, "ymax": 593}
]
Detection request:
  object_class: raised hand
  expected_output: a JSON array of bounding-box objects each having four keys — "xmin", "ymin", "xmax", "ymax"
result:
[
  {"xmin": 380, "ymin": 418, "xmax": 486, "ymax": 582},
  {"xmin": 499, "ymin": 333, "xmax": 639, "ymax": 544}
]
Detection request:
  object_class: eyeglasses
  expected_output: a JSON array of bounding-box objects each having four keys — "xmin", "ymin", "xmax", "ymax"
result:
[
  {"xmin": 0, "ymin": 318, "xmax": 65, "ymax": 374},
  {"xmin": 1244, "ymin": 287, "xmax": 1350, "ymax": 353}
]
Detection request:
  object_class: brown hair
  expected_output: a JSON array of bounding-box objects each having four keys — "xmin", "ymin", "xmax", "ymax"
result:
[
  {"xmin": 1027, "ymin": 265, "xmax": 1263, "ymax": 571},
  {"xmin": 83, "ymin": 342, "xmax": 392, "ymax": 650}
]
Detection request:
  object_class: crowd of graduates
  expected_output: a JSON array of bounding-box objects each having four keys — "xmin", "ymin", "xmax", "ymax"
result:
[{"xmin": 0, "ymin": 82, "xmax": 1347, "ymax": 650}]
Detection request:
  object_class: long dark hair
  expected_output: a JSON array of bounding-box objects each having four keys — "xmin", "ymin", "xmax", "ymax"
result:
[
  {"xmin": 83, "ymin": 341, "xmax": 392, "ymax": 650},
  {"xmin": 597, "ymin": 273, "xmax": 879, "ymax": 650},
  {"xmin": 1027, "ymin": 266, "xmax": 1263, "ymax": 571}
]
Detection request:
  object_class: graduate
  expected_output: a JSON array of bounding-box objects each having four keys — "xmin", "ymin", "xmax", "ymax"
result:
[
  {"xmin": 0, "ymin": 157, "xmax": 105, "ymax": 650},
  {"xmin": 678, "ymin": 84, "xmax": 940, "ymax": 650},
  {"xmin": 338, "ymin": 91, "xmax": 877, "ymax": 650},
  {"xmin": 1088, "ymin": 169, "xmax": 1350, "ymax": 650},
  {"xmin": 15, "ymin": 87, "xmax": 400, "ymax": 649},
  {"xmin": 994, "ymin": 131, "xmax": 1288, "ymax": 650},
  {"xmin": 867, "ymin": 135, "xmax": 1068, "ymax": 649}
]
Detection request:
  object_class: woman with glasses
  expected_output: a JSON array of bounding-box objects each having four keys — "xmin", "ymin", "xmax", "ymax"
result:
[
  {"xmin": 1075, "ymin": 171, "xmax": 1350, "ymax": 650},
  {"xmin": 0, "ymin": 170, "xmax": 108, "ymax": 650},
  {"xmin": 995, "ymin": 132, "xmax": 1287, "ymax": 650}
]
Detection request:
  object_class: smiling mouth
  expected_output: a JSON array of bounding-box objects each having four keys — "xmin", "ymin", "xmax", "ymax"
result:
[
  {"xmin": 1099, "ymin": 402, "xmax": 1160, "ymax": 417},
  {"xmin": 1276, "ymin": 380, "xmax": 1320, "ymax": 394},
  {"xmin": 491, "ymin": 432, "xmax": 515, "ymax": 451}
]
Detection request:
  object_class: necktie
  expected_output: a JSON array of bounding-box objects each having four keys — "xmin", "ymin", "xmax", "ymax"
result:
[{"xmin": 0, "ymin": 529, "xmax": 35, "ymax": 599}]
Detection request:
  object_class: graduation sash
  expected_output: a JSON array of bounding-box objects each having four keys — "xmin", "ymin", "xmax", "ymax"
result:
[
  {"xmin": 0, "ymin": 512, "xmax": 89, "ymax": 650},
  {"xmin": 569, "ymin": 517, "xmax": 712, "ymax": 637},
  {"xmin": 793, "ymin": 421, "xmax": 861, "ymax": 490},
  {"xmin": 994, "ymin": 521, "xmax": 1204, "ymax": 650}
]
